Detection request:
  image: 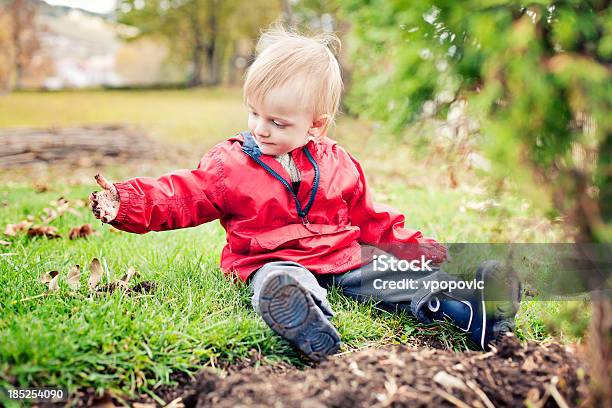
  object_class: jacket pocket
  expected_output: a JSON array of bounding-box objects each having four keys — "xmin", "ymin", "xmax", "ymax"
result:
[{"xmin": 250, "ymin": 223, "xmax": 360, "ymax": 254}]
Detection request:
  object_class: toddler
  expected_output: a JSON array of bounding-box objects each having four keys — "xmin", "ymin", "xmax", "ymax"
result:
[{"xmin": 90, "ymin": 26, "xmax": 520, "ymax": 360}]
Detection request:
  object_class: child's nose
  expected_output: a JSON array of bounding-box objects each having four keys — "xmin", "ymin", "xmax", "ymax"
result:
[{"xmin": 255, "ymin": 121, "xmax": 270, "ymax": 137}]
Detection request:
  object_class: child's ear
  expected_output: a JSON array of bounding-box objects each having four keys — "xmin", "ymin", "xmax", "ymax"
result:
[{"xmin": 308, "ymin": 114, "xmax": 331, "ymax": 141}]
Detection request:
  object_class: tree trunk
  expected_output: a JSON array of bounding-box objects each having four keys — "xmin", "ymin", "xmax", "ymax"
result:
[
  {"xmin": 14, "ymin": 59, "xmax": 22, "ymax": 90},
  {"xmin": 587, "ymin": 295, "xmax": 612, "ymax": 407},
  {"xmin": 187, "ymin": 6, "xmax": 204, "ymax": 87},
  {"xmin": 11, "ymin": 0, "xmax": 23, "ymax": 90},
  {"xmin": 188, "ymin": 41, "xmax": 204, "ymax": 87},
  {"xmin": 571, "ymin": 168, "xmax": 612, "ymax": 407},
  {"xmin": 203, "ymin": 0, "xmax": 219, "ymax": 86},
  {"xmin": 280, "ymin": 0, "xmax": 294, "ymax": 28}
]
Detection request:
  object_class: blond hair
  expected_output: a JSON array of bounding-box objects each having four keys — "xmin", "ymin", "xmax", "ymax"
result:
[{"xmin": 243, "ymin": 24, "xmax": 343, "ymax": 125}]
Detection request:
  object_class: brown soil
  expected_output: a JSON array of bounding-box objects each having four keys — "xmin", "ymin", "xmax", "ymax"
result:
[
  {"xmin": 114, "ymin": 333, "xmax": 587, "ymax": 408},
  {"xmin": 95, "ymin": 280, "xmax": 157, "ymax": 295},
  {"xmin": 40, "ymin": 332, "xmax": 589, "ymax": 408}
]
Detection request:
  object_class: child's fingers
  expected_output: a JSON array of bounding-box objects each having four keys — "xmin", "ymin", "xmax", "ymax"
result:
[
  {"xmin": 95, "ymin": 174, "xmax": 116, "ymax": 193},
  {"xmin": 99, "ymin": 207, "xmax": 109, "ymax": 222},
  {"xmin": 88, "ymin": 192, "xmax": 98, "ymax": 209}
]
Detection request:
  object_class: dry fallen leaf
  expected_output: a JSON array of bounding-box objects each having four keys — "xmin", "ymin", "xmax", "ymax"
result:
[
  {"xmin": 69, "ymin": 224, "xmax": 95, "ymax": 240},
  {"xmin": 49, "ymin": 273, "xmax": 60, "ymax": 291},
  {"xmin": 32, "ymin": 182, "xmax": 50, "ymax": 193},
  {"xmin": 4, "ymin": 220, "xmax": 33, "ymax": 236},
  {"xmin": 27, "ymin": 225, "xmax": 61, "ymax": 239},
  {"xmin": 121, "ymin": 267, "xmax": 138, "ymax": 284},
  {"xmin": 40, "ymin": 271, "xmax": 56, "ymax": 284},
  {"xmin": 41, "ymin": 207, "xmax": 59, "ymax": 224},
  {"xmin": 40, "ymin": 271, "xmax": 60, "ymax": 291},
  {"xmin": 67, "ymin": 265, "xmax": 81, "ymax": 290},
  {"xmin": 89, "ymin": 258, "xmax": 103, "ymax": 290},
  {"xmin": 49, "ymin": 197, "xmax": 70, "ymax": 208}
]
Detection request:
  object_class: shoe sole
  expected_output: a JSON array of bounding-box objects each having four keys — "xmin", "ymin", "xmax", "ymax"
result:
[{"xmin": 259, "ymin": 271, "xmax": 341, "ymax": 361}]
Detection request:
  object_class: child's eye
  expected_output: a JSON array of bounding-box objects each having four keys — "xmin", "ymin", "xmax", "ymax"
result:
[
  {"xmin": 273, "ymin": 121, "xmax": 286, "ymax": 128},
  {"xmin": 249, "ymin": 111, "xmax": 258, "ymax": 117}
]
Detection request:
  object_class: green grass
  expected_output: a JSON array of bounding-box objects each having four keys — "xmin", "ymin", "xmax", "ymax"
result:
[{"xmin": 0, "ymin": 89, "xmax": 582, "ymax": 404}]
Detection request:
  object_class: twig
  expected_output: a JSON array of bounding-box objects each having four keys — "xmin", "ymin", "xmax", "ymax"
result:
[
  {"xmin": 532, "ymin": 388, "xmax": 551, "ymax": 408},
  {"xmin": 547, "ymin": 377, "xmax": 570, "ymax": 408},
  {"xmin": 466, "ymin": 380, "xmax": 495, "ymax": 408},
  {"xmin": 472, "ymin": 351, "xmax": 495, "ymax": 360},
  {"xmin": 435, "ymin": 389, "xmax": 472, "ymax": 408}
]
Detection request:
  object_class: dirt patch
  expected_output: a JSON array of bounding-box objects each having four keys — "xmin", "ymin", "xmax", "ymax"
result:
[
  {"xmin": 141, "ymin": 350, "xmax": 298, "ymax": 407},
  {"xmin": 39, "ymin": 334, "xmax": 588, "ymax": 407},
  {"xmin": 96, "ymin": 280, "xmax": 157, "ymax": 295},
  {"xmin": 179, "ymin": 334, "xmax": 587, "ymax": 408},
  {"xmin": 0, "ymin": 125, "xmax": 184, "ymax": 168}
]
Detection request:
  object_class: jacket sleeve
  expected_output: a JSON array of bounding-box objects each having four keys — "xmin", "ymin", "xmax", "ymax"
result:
[
  {"xmin": 109, "ymin": 147, "xmax": 226, "ymax": 234},
  {"xmin": 345, "ymin": 152, "xmax": 447, "ymax": 263}
]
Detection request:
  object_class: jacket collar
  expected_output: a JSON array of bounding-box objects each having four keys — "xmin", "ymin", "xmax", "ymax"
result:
[
  {"xmin": 241, "ymin": 131, "xmax": 262, "ymax": 158},
  {"xmin": 239, "ymin": 131, "xmax": 320, "ymax": 224},
  {"xmin": 234, "ymin": 131, "xmax": 336, "ymax": 159}
]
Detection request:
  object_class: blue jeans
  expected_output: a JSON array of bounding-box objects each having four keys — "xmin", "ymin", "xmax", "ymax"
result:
[{"xmin": 249, "ymin": 254, "xmax": 466, "ymax": 323}]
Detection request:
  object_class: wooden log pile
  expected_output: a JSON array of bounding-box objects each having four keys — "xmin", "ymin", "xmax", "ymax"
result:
[{"xmin": 0, "ymin": 125, "xmax": 172, "ymax": 168}]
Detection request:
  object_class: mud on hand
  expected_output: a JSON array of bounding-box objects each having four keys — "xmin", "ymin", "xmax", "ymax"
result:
[{"xmin": 89, "ymin": 174, "xmax": 120, "ymax": 223}]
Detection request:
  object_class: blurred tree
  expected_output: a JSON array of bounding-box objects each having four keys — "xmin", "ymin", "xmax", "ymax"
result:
[
  {"xmin": 117, "ymin": 0, "xmax": 280, "ymax": 87},
  {"xmin": 280, "ymin": 0, "xmax": 295, "ymax": 27},
  {"xmin": 290, "ymin": 1, "xmax": 354, "ymax": 111},
  {"xmin": 340, "ymin": 0, "xmax": 610, "ymax": 242},
  {"xmin": 340, "ymin": 0, "xmax": 610, "ymax": 403},
  {"xmin": 0, "ymin": 8, "xmax": 12, "ymax": 93},
  {"xmin": 0, "ymin": 0, "xmax": 41, "ymax": 90}
]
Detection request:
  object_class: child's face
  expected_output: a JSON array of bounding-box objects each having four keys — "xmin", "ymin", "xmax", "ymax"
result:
[{"xmin": 247, "ymin": 84, "xmax": 327, "ymax": 156}]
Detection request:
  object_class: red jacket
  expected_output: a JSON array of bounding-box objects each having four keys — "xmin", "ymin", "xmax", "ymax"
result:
[{"xmin": 110, "ymin": 132, "xmax": 445, "ymax": 282}]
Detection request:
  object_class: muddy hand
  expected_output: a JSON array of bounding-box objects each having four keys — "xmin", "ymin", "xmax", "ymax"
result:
[{"xmin": 90, "ymin": 174, "xmax": 120, "ymax": 223}]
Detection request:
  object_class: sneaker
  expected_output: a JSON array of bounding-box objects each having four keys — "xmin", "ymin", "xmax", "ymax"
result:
[
  {"xmin": 258, "ymin": 270, "xmax": 341, "ymax": 361},
  {"xmin": 426, "ymin": 260, "xmax": 522, "ymax": 350}
]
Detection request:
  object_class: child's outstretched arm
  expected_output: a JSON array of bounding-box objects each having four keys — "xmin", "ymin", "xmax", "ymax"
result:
[
  {"xmin": 89, "ymin": 148, "xmax": 226, "ymax": 234},
  {"xmin": 345, "ymin": 151, "xmax": 447, "ymax": 263}
]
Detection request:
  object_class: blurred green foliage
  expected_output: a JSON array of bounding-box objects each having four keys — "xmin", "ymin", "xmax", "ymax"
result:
[
  {"xmin": 340, "ymin": 0, "xmax": 611, "ymax": 242},
  {"xmin": 117, "ymin": 0, "xmax": 281, "ymax": 86}
]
